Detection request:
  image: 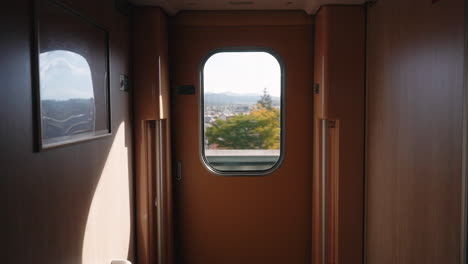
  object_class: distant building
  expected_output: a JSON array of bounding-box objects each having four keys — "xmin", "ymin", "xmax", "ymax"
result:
[{"xmin": 204, "ymin": 116, "xmax": 213, "ymax": 123}]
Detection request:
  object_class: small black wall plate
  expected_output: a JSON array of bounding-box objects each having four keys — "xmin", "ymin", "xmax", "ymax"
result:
[{"xmin": 175, "ymin": 85, "xmax": 196, "ymax": 95}]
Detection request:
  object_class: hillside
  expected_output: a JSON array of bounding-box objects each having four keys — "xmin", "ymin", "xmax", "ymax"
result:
[{"xmin": 204, "ymin": 92, "xmax": 280, "ymax": 106}]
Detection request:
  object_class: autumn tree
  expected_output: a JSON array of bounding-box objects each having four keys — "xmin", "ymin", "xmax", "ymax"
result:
[{"xmin": 206, "ymin": 90, "xmax": 280, "ymax": 150}]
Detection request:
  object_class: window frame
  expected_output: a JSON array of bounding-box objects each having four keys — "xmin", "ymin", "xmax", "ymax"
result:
[{"xmin": 199, "ymin": 47, "xmax": 287, "ymax": 176}]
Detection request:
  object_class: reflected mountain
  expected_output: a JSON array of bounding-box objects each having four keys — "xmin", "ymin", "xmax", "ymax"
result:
[
  {"xmin": 42, "ymin": 99, "xmax": 95, "ymax": 139},
  {"xmin": 39, "ymin": 50, "xmax": 96, "ymax": 142}
]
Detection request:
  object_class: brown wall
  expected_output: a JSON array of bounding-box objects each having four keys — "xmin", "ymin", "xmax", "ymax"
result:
[
  {"xmin": 313, "ymin": 6, "xmax": 365, "ymax": 264},
  {"xmin": 366, "ymin": 0, "xmax": 464, "ymax": 263},
  {"xmin": 132, "ymin": 7, "xmax": 174, "ymax": 264},
  {"xmin": 170, "ymin": 11, "xmax": 314, "ymax": 264},
  {"xmin": 1, "ymin": 1, "xmax": 135, "ymax": 264}
]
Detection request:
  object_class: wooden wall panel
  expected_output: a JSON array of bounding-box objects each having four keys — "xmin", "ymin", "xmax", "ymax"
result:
[
  {"xmin": 170, "ymin": 11, "xmax": 314, "ymax": 264},
  {"xmin": 133, "ymin": 7, "xmax": 169, "ymax": 121},
  {"xmin": 1, "ymin": 1, "xmax": 135, "ymax": 264},
  {"xmin": 313, "ymin": 9, "xmax": 328, "ymax": 119},
  {"xmin": 132, "ymin": 7, "xmax": 173, "ymax": 264},
  {"xmin": 312, "ymin": 6, "xmax": 365, "ymax": 264},
  {"xmin": 366, "ymin": 0, "xmax": 464, "ymax": 263},
  {"xmin": 172, "ymin": 10, "xmax": 314, "ymax": 26}
]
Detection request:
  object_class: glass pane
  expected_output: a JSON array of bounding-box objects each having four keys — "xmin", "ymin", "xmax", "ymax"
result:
[
  {"xmin": 202, "ymin": 51, "xmax": 283, "ymax": 173},
  {"xmin": 38, "ymin": 0, "xmax": 110, "ymax": 148}
]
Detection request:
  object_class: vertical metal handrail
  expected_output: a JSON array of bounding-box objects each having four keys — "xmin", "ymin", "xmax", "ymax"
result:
[
  {"xmin": 322, "ymin": 119, "xmax": 328, "ymax": 264},
  {"xmin": 156, "ymin": 120, "xmax": 164, "ymax": 264}
]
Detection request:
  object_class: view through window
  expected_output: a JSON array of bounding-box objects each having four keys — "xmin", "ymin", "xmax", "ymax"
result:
[{"xmin": 202, "ymin": 51, "xmax": 283, "ymax": 173}]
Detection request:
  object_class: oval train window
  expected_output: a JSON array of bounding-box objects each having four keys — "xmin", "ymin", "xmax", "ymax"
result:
[{"xmin": 201, "ymin": 50, "xmax": 285, "ymax": 175}]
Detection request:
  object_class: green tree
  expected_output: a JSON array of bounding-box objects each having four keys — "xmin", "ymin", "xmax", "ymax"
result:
[
  {"xmin": 206, "ymin": 106, "xmax": 280, "ymax": 150},
  {"xmin": 206, "ymin": 114, "xmax": 264, "ymax": 149},
  {"xmin": 257, "ymin": 88, "xmax": 273, "ymax": 110}
]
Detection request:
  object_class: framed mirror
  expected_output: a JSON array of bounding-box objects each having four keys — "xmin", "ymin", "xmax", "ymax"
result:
[{"xmin": 32, "ymin": 0, "xmax": 111, "ymax": 151}]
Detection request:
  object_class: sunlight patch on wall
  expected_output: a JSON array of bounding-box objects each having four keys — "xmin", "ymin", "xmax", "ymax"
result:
[{"xmin": 82, "ymin": 122, "xmax": 131, "ymax": 263}]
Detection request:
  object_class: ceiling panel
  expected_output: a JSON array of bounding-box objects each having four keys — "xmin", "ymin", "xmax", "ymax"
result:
[{"xmin": 129, "ymin": 0, "xmax": 366, "ymax": 15}]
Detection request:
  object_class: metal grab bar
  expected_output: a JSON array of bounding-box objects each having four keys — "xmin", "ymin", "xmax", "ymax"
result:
[
  {"xmin": 322, "ymin": 119, "xmax": 328, "ymax": 264},
  {"xmin": 155, "ymin": 120, "xmax": 164, "ymax": 264}
]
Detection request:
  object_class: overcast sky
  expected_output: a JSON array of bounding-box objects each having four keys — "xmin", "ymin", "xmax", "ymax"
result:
[
  {"xmin": 40, "ymin": 50, "xmax": 94, "ymax": 101},
  {"xmin": 203, "ymin": 51, "xmax": 281, "ymax": 97},
  {"xmin": 40, "ymin": 50, "xmax": 282, "ymax": 101}
]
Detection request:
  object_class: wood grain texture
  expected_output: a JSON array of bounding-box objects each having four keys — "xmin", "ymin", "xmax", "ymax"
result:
[
  {"xmin": 313, "ymin": 8, "xmax": 328, "ymax": 119},
  {"xmin": 365, "ymin": 0, "xmax": 464, "ymax": 263},
  {"xmin": 170, "ymin": 11, "xmax": 314, "ymax": 264},
  {"xmin": 312, "ymin": 6, "xmax": 365, "ymax": 264},
  {"xmin": 132, "ymin": 7, "xmax": 174, "ymax": 264},
  {"xmin": 1, "ymin": 0, "xmax": 135, "ymax": 264},
  {"xmin": 133, "ymin": 7, "xmax": 169, "ymax": 121},
  {"xmin": 172, "ymin": 10, "xmax": 314, "ymax": 27}
]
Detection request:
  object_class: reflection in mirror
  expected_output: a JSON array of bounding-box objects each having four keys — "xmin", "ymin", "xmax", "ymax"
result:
[{"xmin": 39, "ymin": 50, "xmax": 96, "ymax": 145}]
